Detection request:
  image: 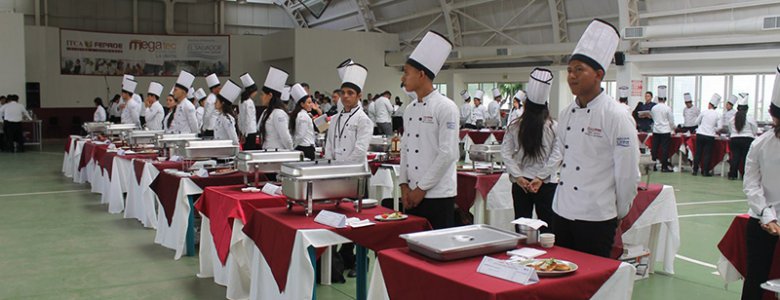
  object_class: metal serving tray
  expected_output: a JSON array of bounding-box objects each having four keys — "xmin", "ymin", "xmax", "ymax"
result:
[
  {"xmin": 236, "ymin": 150, "xmax": 304, "ymax": 173},
  {"xmin": 154, "ymin": 133, "xmax": 200, "ymax": 147},
  {"xmin": 83, "ymin": 122, "xmax": 111, "ymax": 134},
  {"xmin": 279, "ymin": 160, "xmax": 371, "ymax": 216},
  {"xmin": 126, "ymin": 130, "xmax": 164, "ymax": 145},
  {"xmin": 106, "ymin": 123, "xmax": 138, "ymax": 135},
  {"xmin": 184, "ymin": 140, "xmax": 239, "ymax": 159},
  {"xmin": 468, "ymin": 144, "xmax": 503, "ymax": 163},
  {"xmin": 399, "ymin": 224, "xmax": 523, "ymax": 261},
  {"xmin": 279, "ymin": 160, "xmax": 370, "ymax": 180}
]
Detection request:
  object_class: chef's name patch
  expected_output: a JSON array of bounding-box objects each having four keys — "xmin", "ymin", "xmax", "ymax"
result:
[
  {"xmin": 422, "ymin": 116, "xmax": 434, "ymax": 123},
  {"xmin": 585, "ymin": 126, "xmax": 603, "ymax": 137},
  {"xmin": 446, "ymin": 121, "xmax": 457, "ymax": 129},
  {"xmin": 616, "ymin": 137, "xmax": 631, "ymax": 147}
]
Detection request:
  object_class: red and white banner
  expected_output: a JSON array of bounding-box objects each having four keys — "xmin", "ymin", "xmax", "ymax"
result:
[{"xmin": 60, "ymin": 29, "xmax": 230, "ymax": 76}]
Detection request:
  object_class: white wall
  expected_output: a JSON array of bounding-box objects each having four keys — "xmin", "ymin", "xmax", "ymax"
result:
[
  {"xmin": 0, "ymin": 12, "xmax": 26, "ymax": 104},
  {"xmin": 25, "ymin": 26, "xmax": 265, "ymax": 108}
]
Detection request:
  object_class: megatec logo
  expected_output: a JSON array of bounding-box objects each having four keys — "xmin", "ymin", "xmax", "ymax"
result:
[{"xmin": 128, "ymin": 39, "xmax": 176, "ymax": 52}]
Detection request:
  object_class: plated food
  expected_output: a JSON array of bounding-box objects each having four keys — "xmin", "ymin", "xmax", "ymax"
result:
[
  {"xmin": 518, "ymin": 258, "xmax": 578, "ymax": 277},
  {"xmin": 375, "ymin": 211, "xmax": 408, "ymax": 221},
  {"xmin": 209, "ymin": 168, "xmax": 238, "ymax": 176}
]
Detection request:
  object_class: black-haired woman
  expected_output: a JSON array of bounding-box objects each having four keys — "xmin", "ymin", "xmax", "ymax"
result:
[
  {"xmin": 163, "ymin": 94, "xmax": 177, "ymax": 133},
  {"xmin": 256, "ymin": 67, "xmax": 293, "ymax": 150},
  {"xmin": 214, "ymin": 94, "xmax": 239, "ymax": 145},
  {"xmin": 500, "ymin": 69, "xmax": 559, "ymax": 233},
  {"xmin": 289, "ymin": 84, "xmax": 317, "ymax": 160},
  {"xmin": 93, "ymin": 97, "xmax": 107, "ymax": 122},
  {"xmin": 727, "ymin": 96, "xmax": 758, "ymax": 180}
]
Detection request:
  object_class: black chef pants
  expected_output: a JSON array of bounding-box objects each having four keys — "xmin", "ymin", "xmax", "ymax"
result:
[
  {"xmin": 651, "ymin": 133, "xmax": 672, "ymax": 169},
  {"xmin": 4, "ymin": 121, "xmax": 23, "ymax": 152},
  {"xmin": 693, "ymin": 134, "xmax": 715, "ymax": 174},
  {"xmin": 728, "ymin": 137, "xmax": 753, "ymax": 179},
  {"xmin": 295, "ymin": 145, "xmax": 316, "ymax": 161},
  {"xmin": 407, "ymin": 197, "xmax": 455, "ymax": 230},
  {"xmin": 742, "ymin": 217, "xmax": 778, "ymax": 300},
  {"xmin": 680, "ymin": 126, "xmax": 697, "ymax": 134},
  {"xmin": 511, "ymin": 180, "xmax": 556, "ymax": 234},
  {"xmin": 243, "ymin": 133, "xmax": 259, "ymax": 150},
  {"xmin": 553, "ymin": 214, "xmax": 618, "ymax": 258},
  {"xmin": 463, "ymin": 123, "xmax": 478, "ymax": 129}
]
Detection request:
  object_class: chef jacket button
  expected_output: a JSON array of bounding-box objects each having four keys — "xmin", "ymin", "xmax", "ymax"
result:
[
  {"xmin": 415, "ymin": 149, "xmax": 419, "ymax": 153},
  {"xmin": 407, "ymin": 133, "xmax": 410, "ymax": 137},
  {"xmin": 408, "ymin": 180, "xmax": 411, "ymax": 183},
  {"xmin": 415, "ymin": 166, "xmax": 418, "ymax": 170},
  {"xmin": 408, "ymin": 118, "xmax": 412, "ymax": 121},
  {"xmin": 562, "ymin": 163, "xmax": 566, "ymax": 168},
  {"xmin": 415, "ymin": 134, "xmax": 419, "ymax": 138},
  {"xmin": 571, "ymin": 109, "xmax": 575, "ymax": 113},
  {"xmin": 419, "ymin": 117, "xmax": 422, "ymax": 121},
  {"xmin": 559, "ymin": 182, "xmax": 563, "ymax": 186},
  {"xmin": 424, "ymin": 103, "xmax": 427, "ymax": 106},
  {"xmin": 574, "ymin": 186, "xmax": 579, "ymax": 191},
  {"xmin": 587, "ymin": 109, "xmax": 591, "ymax": 113},
  {"xmin": 342, "ymin": 148, "xmax": 346, "ymax": 151},
  {"xmin": 564, "ymin": 145, "xmax": 569, "ymax": 149},
  {"xmin": 413, "ymin": 103, "xmax": 416, "ymax": 107},
  {"xmin": 406, "ymin": 149, "xmax": 409, "ymax": 152},
  {"xmin": 566, "ymin": 127, "xmax": 571, "ymax": 131},
  {"xmin": 581, "ymin": 128, "xmax": 584, "ymax": 132},
  {"xmin": 576, "ymin": 166, "xmax": 580, "ymax": 171}
]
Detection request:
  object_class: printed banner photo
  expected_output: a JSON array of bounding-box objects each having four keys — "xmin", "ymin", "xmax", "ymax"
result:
[{"xmin": 60, "ymin": 29, "xmax": 230, "ymax": 76}]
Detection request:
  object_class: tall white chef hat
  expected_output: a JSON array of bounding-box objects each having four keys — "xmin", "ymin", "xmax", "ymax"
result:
[
  {"xmin": 771, "ymin": 64, "xmax": 780, "ymax": 118},
  {"xmin": 407, "ymin": 31, "xmax": 453, "ymax": 80},
  {"xmin": 683, "ymin": 92, "xmax": 692, "ymax": 102},
  {"xmin": 474, "ymin": 90, "xmax": 484, "ymax": 100},
  {"xmin": 341, "ymin": 63, "xmax": 368, "ymax": 93},
  {"xmin": 123, "ymin": 74, "xmax": 135, "ymax": 82},
  {"xmin": 737, "ymin": 94, "xmax": 749, "ymax": 107},
  {"xmin": 657, "ymin": 85, "xmax": 668, "ymax": 99},
  {"xmin": 175, "ymin": 70, "xmax": 195, "ymax": 92},
  {"xmin": 195, "ymin": 88, "xmax": 207, "ymax": 101},
  {"xmin": 460, "ymin": 90, "xmax": 470, "ymax": 101},
  {"xmin": 206, "ymin": 73, "xmax": 220, "ymax": 89},
  {"xmin": 492, "ymin": 88, "xmax": 502, "ymax": 98},
  {"xmin": 169, "ymin": 86, "xmax": 175, "ymax": 96},
  {"xmin": 337, "ymin": 58, "xmax": 354, "ymax": 81},
  {"xmin": 281, "ymin": 85, "xmax": 291, "ymax": 102},
  {"xmin": 291, "ymin": 83, "xmax": 308, "ymax": 103},
  {"xmin": 570, "ymin": 19, "xmax": 620, "ymax": 73},
  {"xmin": 148, "ymin": 81, "xmax": 163, "ymax": 98},
  {"xmin": 526, "ymin": 68, "xmax": 553, "ymax": 105},
  {"xmin": 187, "ymin": 87, "xmax": 195, "ymax": 100},
  {"xmin": 514, "ymin": 90, "xmax": 527, "ymax": 102},
  {"xmin": 240, "ymin": 72, "xmax": 257, "ymax": 91},
  {"xmin": 262, "ymin": 66, "xmax": 288, "ymax": 95},
  {"xmin": 218, "ymin": 80, "xmax": 242, "ymax": 105},
  {"xmin": 727, "ymin": 95, "xmax": 738, "ymax": 105},
  {"xmin": 710, "ymin": 93, "xmax": 722, "ymax": 107},
  {"xmin": 618, "ymin": 86, "xmax": 630, "ymax": 99},
  {"xmin": 122, "ymin": 79, "xmax": 137, "ymax": 94}
]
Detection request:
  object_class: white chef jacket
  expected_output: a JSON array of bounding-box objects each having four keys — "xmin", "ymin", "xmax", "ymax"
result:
[
  {"xmin": 466, "ymin": 105, "xmax": 487, "ymax": 125},
  {"xmin": 722, "ymin": 109, "xmax": 736, "ymax": 132},
  {"xmin": 203, "ymin": 94, "xmax": 217, "ymax": 131},
  {"xmin": 506, "ymin": 106, "xmax": 524, "ymax": 126},
  {"xmin": 550, "ymin": 91, "xmax": 640, "ymax": 221},
  {"xmin": 120, "ymin": 95, "xmax": 142, "ymax": 127},
  {"xmin": 393, "ymin": 104, "xmax": 406, "ymax": 117},
  {"xmin": 170, "ymin": 98, "xmax": 199, "ymax": 134},
  {"xmin": 501, "ymin": 119, "xmax": 559, "ymax": 183},
  {"xmin": 399, "ymin": 90, "xmax": 460, "ymax": 198},
  {"xmin": 650, "ymin": 102, "xmax": 674, "ymax": 134},
  {"xmin": 214, "ymin": 113, "xmax": 239, "ymax": 145},
  {"xmin": 239, "ymin": 99, "xmax": 257, "ymax": 136},
  {"xmin": 374, "ymin": 96, "xmax": 394, "ymax": 124},
  {"xmin": 144, "ymin": 101, "xmax": 164, "ymax": 131},
  {"xmin": 695, "ymin": 109, "xmax": 721, "ymax": 137},
  {"xmin": 258, "ymin": 108, "xmax": 293, "ymax": 150},
  {"xmin": 460, "ymin": 103, "xmax": 473, "ymax": 122},
  {"xmin": 108, "ymin": 101, "xmax": 122, "ymax": 118},
  {"xmin": 744, "ymin": 131, "xmax": 780, "ymax": 225},
  {"xmin": 729, "ymin": 115, "xmax": 758, "ymax": 138},
  {"xmin": 196, "ymin": 106, "xmax": 204, "ymax": 130},
  {"xmin": 163, "ymin": 110, "xmax": 175, "ymax": 133},
  {"xmin": 93, "ymin": 106, "xmax": 107, "ymax": 122},
  {"xmin": 293, "ymin": 110, "xmax": 316, "ymax": 147},
  {"xmin": 0, "ymin": 102, "xmax": 30, "ymax": 122},
  {"xmin": 487, "ymin": 101, "xmax": 501, "ymax": 122},
  {"xmin": 367, "ymin": 101, "xmax": 377, "ymax": 124},
  {"xmin": 324, "ymin": 106, "xmax": 373, "ymax": 163},
  {"xmin": 683, "ymin": 106, "xmax": 700, "ymax": 127}
]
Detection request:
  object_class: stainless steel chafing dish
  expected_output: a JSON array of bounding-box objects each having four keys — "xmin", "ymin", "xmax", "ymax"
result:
[
  {"xmin": 368, "ymin": 135, "xmax": 391, "ymax": 152},
  {"xmin": 124, "ymin": 130, "xmax": 164, "ymax": 146},
  {"xmin": 154, "ymin": 133, "xmax": 201, "ymax": 157},
  {"xmin": 279, "ymin": 160, "xmax": 371, "ymax": 216},
  {"xmin": 106, "ymin": 123, "xmax": 138, "ymax": 136},
  {"xmin": 467, "ymin": 143, "xmax": 504, "ymax": 173},
  {"xmin": 237, "ymin": 149, "xmax": 304, "ymax": 186},
  {"xmin": 315, "ymin": 133, "xmax": 326, "ymax": 148},
  {"xmin": 184, "ymin": 140, "xmax": 239, "ymax": 159},
  {"xmin": 399, "ymin": 224, "xmax": 523, "ymax": 261},
  {"xmin": 83, "ymin": 122, "xmax": 111, "ymax": 136}
]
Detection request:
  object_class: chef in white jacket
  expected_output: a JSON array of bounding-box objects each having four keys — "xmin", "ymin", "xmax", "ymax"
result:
[
  {"xmin": 93, "ymin": 97, "xmax": 107, "ymax": 122},
  {"xmin": 290, "ymin": 83, "xmax": 318, "ymax": 160},
  {"xmin": 722, "ymin": 95, "xmax": 738, "ymax": 134},
  {"xmin": 465, "ymin": 90, "xmax": 487, "ymax": 129},
  {"xmin": 170, "ymin": 70, "xmax": 199, "ymax": 134},
  {"xmin": 256, "ymin": 67, "xmax": 293, "ymax": 150},
  {"xmin": 650, "ymin": 85, "xmax": 675, "ymax": 172},
  {"xmin": 119, "ymin": 78, "xmax": 142, "ymax": 127},
  {"xmin": 680, "ymin": 92, "xmax": 700, "ymax": 133},
  {"xmin": 459, "ymin": 90, "xmax": 472, "ymax": 127},
  {"xmin": 693, "ymin": 94, "xmax": 723, "ymax": 176},
  {"xmin": 143, "ymin": 82, "xmax": 165, "ymax": 130},
  {"xmin": 239, "ymin": 73, "xmax": 260, "ymax": 150},
  {"xmin": 399, "ymin": 31, "xmax": 460, "ymax": 229},
  {"xmin": 194, "ymin": 88, "xmax": 207, "ymax": 130},
  {"xmin": 741, "ymin": 63, "xmax": 780, "ymax": 300},
  {"xmin": 213, "ymin": 80, "xmax": 241, "ymax": 145},
  {"xmin": 617, "ymin": 86, "xmax": 634, "ymax": 123},
  {"xmin": 728, "ymin": 95, "xmax": 758, "ymax": 180},
  {"xmin": 324, "ymin": 62, "xmax": 373, "ymax": 163},
  {"xmin": 549, "ymin": 19, "xmax": 639, "ymax": 258},
  {"xmin": 487, "ymin": 88, "xmax": 502, "ymax": 128},
  {"xmin": 506, "ymin": 90, "xmax": 525, "ymax": 126},
  {"xmin": 202, "ymin": 73, "xmax": 221, "ymax": 137}
]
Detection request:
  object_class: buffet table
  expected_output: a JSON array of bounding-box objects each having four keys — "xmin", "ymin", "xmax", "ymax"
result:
[
  {"xmin": 460, "ymin": 129, "xmax": 505, "ymax": 162},
  {"xmin": 717, "ymin": 214, "xmax": 780, "ymax": 300},
  {"xmin": 241, "ymin": 205, "xmax": 431, "ymax": 300},
  {"xmin": 685, "ymin": 136, "xmax": 730, "ymax": 175},
  {"xmin": 368, "ymin": 246, "xmax": 635, "ymax": 300}
]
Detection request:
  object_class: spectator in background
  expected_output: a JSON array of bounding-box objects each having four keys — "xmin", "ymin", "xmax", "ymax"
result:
[
  {"xmin": 0, "ymin": 95, "xmax": 31, "ymax": 152},
  {"xmin": 374, "ymin": 91, "xmax": 394, "ymax": 136},
  {"xmin": 93, "ymin": 97, "xmax": 107, "ymax": 122},
  {"xmin": 108, "ymin": 94, "xmax": 122, "ymax": 123},
  {"xmin": 633, "ymin": 91, "xmax": 656, "ymax": 132}
]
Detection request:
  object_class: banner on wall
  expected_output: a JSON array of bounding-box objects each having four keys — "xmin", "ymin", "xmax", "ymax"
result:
[{"xmin": 59, "ymin": 29, "xmax": 230, "ymax": 76}]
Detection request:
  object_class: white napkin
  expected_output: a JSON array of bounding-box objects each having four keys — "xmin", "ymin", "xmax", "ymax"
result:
[
  {"xmin": 346, "ymin": 217, "xmax": 375, "ymax": 228},
  {"xmin": 511, "ymin": 218, "xmax": 548, "ymax": 230},
  {"xmin": 262, "ymin": 183, "xmax": 283, "ymax": 195},
  {"xmin": 507, "ymin": 248, "xmax": 547, "ymax": 260},
  {"xmin": 194, "ymin": 168, "xmax": 209, "ymax": 177},
  {"xmin": 169, "ymin": 155, "xmax": 183, "ymax": 162}
]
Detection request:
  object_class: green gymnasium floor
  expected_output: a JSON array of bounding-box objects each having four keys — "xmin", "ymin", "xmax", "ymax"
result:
[{"xmin": 0, "ymin": 141, "xmax": 747, "ymax": 299}]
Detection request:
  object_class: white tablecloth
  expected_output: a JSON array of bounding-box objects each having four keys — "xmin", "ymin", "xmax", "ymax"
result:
[
  {"xmin": 124, "ymin": 160, "xmax": 161, "ymax": 229},
  {"xmin": 153, "ymin": 175, "xmax": 205, "ymax": 260},
  {"xmin": 367, "ymin": 260, "xmax": 636, "ymax": 300},
  {"xmin": 199, "ymin": 217, "xmax": 253, "ymax": 300},
  {"xmin": 620, "ymin": 185, "xmax": 679, "ymax": 274}
]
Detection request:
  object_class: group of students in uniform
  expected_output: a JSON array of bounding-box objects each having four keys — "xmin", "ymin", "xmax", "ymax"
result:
[
  {"xmin": 630, "ymin": 83, "xmax": 760, "ymax": 179},
  {"xmin": 459, "ymin": 87, "xmax": 524, "ymax": 130}
]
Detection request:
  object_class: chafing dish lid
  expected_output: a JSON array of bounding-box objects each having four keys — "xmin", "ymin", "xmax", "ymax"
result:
[
  {"xmin": 468, "ymin": 143, "xmax": 502, "ymax": 152},
  {"xmin": 238, "ymin": 149, "xmax": 303, "ymax": 162},
  {"xmin": 400, "ymin": 224, "xmax": 522, "ymax": 253},
  {"xmin": 185, "ymin": 140, "xmax": 236, "ymax": 148},
  {"xmin": 280, "ymin": 160, "xmax": 370, "ymax": 178}
]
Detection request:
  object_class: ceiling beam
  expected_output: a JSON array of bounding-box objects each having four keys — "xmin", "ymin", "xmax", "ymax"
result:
[
  {"xmin": 640, "ymin": 0, "xmax": 780, "ymax": 19},
  {"xmin": 437, "ymin": 0, "xmax": 462, "ymax": 46},
  {"xmin": 481, "ymin": 0, "xmax": 536, "ymax": 46},
  {"xmin": 547, "ymin": 0, "xmax": 567, "ymax": 43},
  {"xmin": 453, "ymin": 9, "xmax": 522, "ymax": 44},
  {"xmin": 352, "ymin": 0, "xmax": 376, "ymax": 31},
  {"xmin": 344, "ymin": 0, "xmax": 495, "ymax": 31}
]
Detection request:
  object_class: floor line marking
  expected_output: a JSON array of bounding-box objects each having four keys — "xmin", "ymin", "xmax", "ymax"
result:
[
  {"xmin": 678, "ymin": 213, "xmax": 742, "ymax": 218},
  {"xmin": 0, "ymin": 189, "xmax": 90, "ymax": 197},
  {"xmin": 677, "ymin": 199, "xmax": 746, "ymax": 206},
  {"xmin": 676, "ymin": 254, "xmax": 718, "ymax": 269}
]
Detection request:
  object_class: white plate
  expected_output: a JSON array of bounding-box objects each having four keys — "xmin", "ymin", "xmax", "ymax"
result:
[
  {"xmin": 209, "ymin": 169, "xmax": 238, "ymax": 176},
  {"xmin": 515, "ymin": 258, "xmax": 578, "ymax": 277},
  {"xmin": 375, "ymin": 213, "xmax": 408, "ymax": 221},
  {"xmin": 353, "ymin": 199, "xmax": 378, "ymax": 208},
  {"xmin": 762, "ymin": 279, "xmax": 780, "ymax": 293}
]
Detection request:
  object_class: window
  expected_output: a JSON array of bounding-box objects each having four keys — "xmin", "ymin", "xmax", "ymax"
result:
[
  {"xmin": 465, "ymin": 82, "xmax": 500, "ymax": 106},
  {"xmin": 646, "ymin": 76, "xmax": 669, "ymax": 100},
  {"xmin": 760, "ymin": 74, "xmax": 775, "ymax": 122},
  {"xmin": 730, "ymin": 75, "xmax": 757, "ymax": 117},
  {"xmin": 700, "ymin": 76, "xmax": 726, "ymax": 112},
  {"xmin": 672, "ymin": 76, "xmax": 696, "ymax": 125},
  {"xmin": 600, "ymin": 81, "xmax": 617, "ymax": 99},
  {"xmin": 433, "ymin": 83, "xmax": 448, "ymax": 98}
]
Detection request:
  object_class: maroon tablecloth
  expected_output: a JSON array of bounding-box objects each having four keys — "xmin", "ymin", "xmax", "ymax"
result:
[
  {"xmin": 194, "ymin": 185, "xmax": 287, "ymax": 265},
  {"xmin": 98, "ymin": 151, "xmax": 156, "ymax": 180},
  {"xmin": 242, "ymin": 205, "xmax": 431, "ymax": 292},
  {"xmin": 459, "ymin": 129, "xmax": 469, "ymax": 140},
  {"xmin": 132, "ymin": 159, "xmax": 185, "ymax": 185},
  {"xmin": 610, "ymin": 183, "xmax": 664, "ymax": 258},
  {"xmin": 369, "ymin": 158, "xmax": 400, "ymax": 175},
  {"xmin": 378, "ymin": 246, "xmax": 622, "ymax": 300},
  {"xmin": 644, "ymin": 134, "xmax": 686, "ymax": 158},
  {"xmin": 456, "ymin": 171, "xmax": 503, "ymax": 215},
  {"xmin": 686, "ymin": 137, "xmax": 730, "ymax": 171},
  {"xmin": 492, "ymin": 130, "xmax": 506, "ymax": 143},
  {"xmin": 717, "ymin": 214, "xmax": 780, "ymax": 300},
  {"xmin": 78, "ymin": 142, "xmax": 108, "ymax": 171},
  {"xmin": 150, "ymin": 171, "xmax": 248, "ymax": 226},
  {"xmin": 65, "ymin": 136, "xmax": 73, "ymax": 153}
]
